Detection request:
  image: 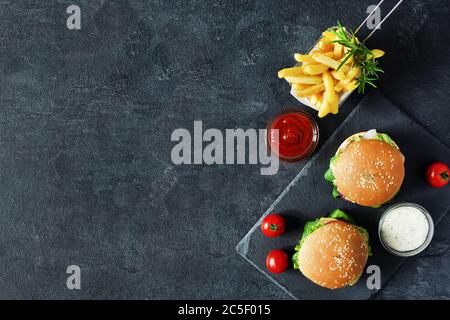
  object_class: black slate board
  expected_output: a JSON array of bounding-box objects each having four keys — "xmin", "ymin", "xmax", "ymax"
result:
[{"xmin": 236, "ymin": 90, "xmax": 450, "ymax": 300}]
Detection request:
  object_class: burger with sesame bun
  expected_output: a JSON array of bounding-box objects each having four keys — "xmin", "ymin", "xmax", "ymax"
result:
[
  {"xmin": 293, "ymin": 209, "xmax": 371, "ymax": 289},
  {"xmin": 324, "ymin": 129, "xmax": 405, "ymax": 207}
]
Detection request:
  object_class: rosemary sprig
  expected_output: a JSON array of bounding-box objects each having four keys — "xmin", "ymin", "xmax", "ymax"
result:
[{"xmin": 329, "ymin": 21, "xmax": 384, "ymax": 94}]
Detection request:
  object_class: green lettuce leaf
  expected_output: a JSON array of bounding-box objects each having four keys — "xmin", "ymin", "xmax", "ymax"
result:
[
  {"xmin": 378, "ymin": 133, "xmax": 394, "ymax": 145},
  {"xmin": 329, "ymin": 209, "xmax": 355, "ymax": 224},
  {"xmin": 292, "ymin": 252, "xmax": 300, "ymax": 270},
  {"xmin": 330, "ymin": 155, "xmax": 339, "ymax": 166},
  {"xmin": 332, "ymin": 186, "xmax": 341, "ymax": 199},
  {"xmin": 324, "ymin": 168, "xmax": 335, "ymax": 182},
  {"xmin": 324, "ymin": 155, "xmax": 338, "ymax": 183}
]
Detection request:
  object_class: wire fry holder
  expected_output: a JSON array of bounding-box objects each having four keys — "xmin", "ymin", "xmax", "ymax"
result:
[{"xmin": 290, "ymin": 0, "xmax": 404, "ymax": 110}]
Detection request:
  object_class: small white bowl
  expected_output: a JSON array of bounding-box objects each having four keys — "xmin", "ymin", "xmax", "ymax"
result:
[{"xmin": 378, "ymin": 203, "xmax": 434, "ymax": 257}]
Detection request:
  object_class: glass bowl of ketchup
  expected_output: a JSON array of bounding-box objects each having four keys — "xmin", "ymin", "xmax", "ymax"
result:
[{"xmin": 267, "ymin": 109, "xmax": 319, "ymax": 162}]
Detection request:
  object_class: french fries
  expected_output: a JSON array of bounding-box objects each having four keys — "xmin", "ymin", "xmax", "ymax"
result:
[
  {"xmin": 331, "ymin": 70, "xmax": 346, "ymax": 81},
  {"xmin": 302, "ymin": 64, "xmax": 329, "ymax": 75},
  {"xmin": 322, "ymin": 72, "xmax": 337, "ymax": 104},
  {"xmin": 278, "ymin": 27, "xmax": 385, "ymax": 118},
  {"xmin": 311, "ymin": 50, "xmax": 334, "ymax": 58},
  {"xmin": 312, "ymin": 53, "xmax": 342, "ymax": 70},
  {"xmin": 333, "ymin": 43, "xmax": 344, "ymax": 60},
  {"xmin": 318, "ymin": 38, "xmax": 334, "ymax": 52},
  {"xmin": 370, "ymin": 49, "xmax": 385, "ymax": 59},
  {"xmin": 294, "ymin": 54, "xmax": 316, "ymax": 64},
  {"xmin": 322, "ymin": 31, "xmax": 336, "ymax": 41},
  {"xmin": 278, "ymin": 67, "xmax": 304, "ymax": 78},
  {"xmin": 309, "ymin": 92, "xmax": 323, "ymax": 107},
  {"xmin": 319, "ymin": 71, "xmax": 339, "ymax": 118},
  {"xmin": 335, "ymin": 67, "xmax": 361, "ymax": 93},
  {"xmin": 285, "ymin": 75, "xmax": 323, "ymax": 85},
  {"xmin": 345, "ymin": 81, "xmax": 358, "ymax": 92},
  {"xmin": 292, "ymin": 83, "xmax": 310, "ymax": 91},
  {"xmin": 295, "ymin": 83, "xmax": 325, "ymax": 98}
]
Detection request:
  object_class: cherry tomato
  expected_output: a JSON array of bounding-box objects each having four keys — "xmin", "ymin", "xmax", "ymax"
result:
[
  {"xmin": 261, "ymin": 214, "xmax": 286, "ymax": 238},
  {"xmin": 266, "ymin": 250, "xmax": 289, "ymax": 274},
  {"xmin": 426, "ymin": 162, "xmax": 449, "ymax": 188}
]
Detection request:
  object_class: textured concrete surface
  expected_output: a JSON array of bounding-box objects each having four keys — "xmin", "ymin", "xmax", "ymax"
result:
[{"xmin": 0, "ymin": 0, "xmax": 448, "ymax": 299}]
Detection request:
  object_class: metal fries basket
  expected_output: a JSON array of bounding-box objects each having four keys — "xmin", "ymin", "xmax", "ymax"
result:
[
  {"xmin": 290, "ymin": 0, "xmax": 404, "ymax": 111},
  {"xmin": 290, "ymin": 28, "xmax": 353, "ymax": 111}
]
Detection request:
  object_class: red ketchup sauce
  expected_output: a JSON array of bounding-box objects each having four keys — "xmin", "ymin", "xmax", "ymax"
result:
[{"xmin": 267, "ymin": 109, "xmax": 319, "ymax": 161}]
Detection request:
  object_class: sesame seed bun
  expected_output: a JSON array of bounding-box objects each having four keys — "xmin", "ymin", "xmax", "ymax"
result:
[
  {"xmin": 333, "ymin": 138, "xmax": 405, "ymax": 207},
  {"xmin": 297, "ymin": 220, "xmax": 369, "ymax": 289}
]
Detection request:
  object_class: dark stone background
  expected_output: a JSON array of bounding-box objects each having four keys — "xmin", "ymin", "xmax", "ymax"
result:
[{"xmin": 0, "ymin": 0, "xmax": 448, "ymax": 299}]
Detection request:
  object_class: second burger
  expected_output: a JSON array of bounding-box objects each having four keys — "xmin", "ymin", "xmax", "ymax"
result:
[{"xmin": 324, "ymin": 129, "xmax": 405, "ymax": 207}]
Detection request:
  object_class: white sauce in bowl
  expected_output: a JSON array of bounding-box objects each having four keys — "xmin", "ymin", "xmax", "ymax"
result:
[{"xmin": 380, "ymin": 206, "xmax": 430, "ymax": 252}]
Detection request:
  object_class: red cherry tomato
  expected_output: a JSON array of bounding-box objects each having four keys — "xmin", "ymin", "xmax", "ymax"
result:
[
  {"xmin": 266, "ymin": 250, "xmax": 289, "ymax": 274},
  {"xmin": 426, "ymin": 162, "xmax": 449, "ymax": 188},
  {"xmin": 261, "ymin": 214, "xmax": 286, "ymax": 238}
]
